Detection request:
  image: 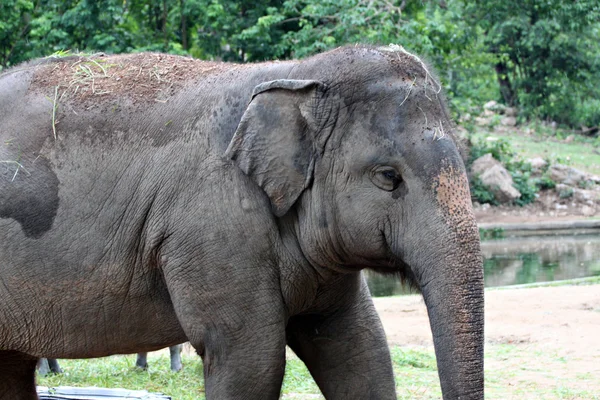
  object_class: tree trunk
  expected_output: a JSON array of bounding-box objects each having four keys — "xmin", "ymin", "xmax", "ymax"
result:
[
  {"xmin": 495, "ymin": 62, "xmax": 514, "ymax": 106},
  {"xmin": 180, "ymin": 0, "xmax": 187, "ymax": 50},
  {"xmin": 163, "ymin": 0, "xmax": 169, "ymax": 50}
]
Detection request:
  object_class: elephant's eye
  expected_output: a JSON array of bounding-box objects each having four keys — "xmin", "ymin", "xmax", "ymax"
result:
[{"xmin": 370, "ymin": 166, "xmax": 402, "ymax": 192}]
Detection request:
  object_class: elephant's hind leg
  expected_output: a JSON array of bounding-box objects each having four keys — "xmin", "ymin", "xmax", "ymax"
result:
[{"xmin": 0, "ymin": 351, "xmax": 38, "ymax": 400}]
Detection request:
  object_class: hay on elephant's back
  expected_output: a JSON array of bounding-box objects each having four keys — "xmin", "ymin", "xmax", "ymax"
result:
[{"xmin": 31, "ymin": 53, "xmax": 230, "ymax": 104}]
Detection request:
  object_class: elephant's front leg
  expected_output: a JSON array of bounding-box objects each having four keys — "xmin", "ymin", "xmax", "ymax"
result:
[
  {"xmin": 287, "ymin": 275, "xmax": 396, "ymax": 399},
  {"xmin": 200, "ymin": 320, "xmax": 287, "ymax": 399},
  {"xmin": 165, "ymin": 264, "xmax": 287, "ymax": 399}
]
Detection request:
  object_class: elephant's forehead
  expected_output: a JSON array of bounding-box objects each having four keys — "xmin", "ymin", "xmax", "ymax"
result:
[{"xmin": 354, "ymin": 82, "xmax": 451, "ymax": 135}]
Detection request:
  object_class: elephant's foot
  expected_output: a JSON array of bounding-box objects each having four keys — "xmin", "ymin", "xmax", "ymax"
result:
[
  {"xmin": 135, "ymin": 352, "xmax": 148, "ymax": 370},
  {"xmin": 169, "ymin": 344, "xmax": 183, "ymax": 372},
  {"xmin": 0, "ymin": 351, "xmax": 39, "ymax": 400}
]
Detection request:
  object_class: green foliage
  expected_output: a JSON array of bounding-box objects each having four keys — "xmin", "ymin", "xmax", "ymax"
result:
[
  {"xmin": 558, "ymin": 186, "xmax": 574, "ymax": 199},
  {"xmin": 470, "ymin": 176, "xmax": 498, "ymax": 206},
  {"xmin": 1, "ymin": 0, "xmax": 599, "ymax": 128},
  {"xmin": 461, "ymin": 0, "xmax": 600, "ymax": 127},
  {"xmin": 532, "ymin": 174, "xmax": 556, "ymax": 191},
  {"xmin": 468, "ymin": 138, "xmax": 515, "ymax": 165},
  {"xmin": 508, "ymin": 162, "xmax": 537, "ymax": 206}
]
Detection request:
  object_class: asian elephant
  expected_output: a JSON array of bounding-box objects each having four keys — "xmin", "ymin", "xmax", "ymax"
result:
[
  {"xmin": 135, "ymin": 344, "xmax": 184, "ymax": 372},
  {"xmin": 37, "ymin": 344, "xmax": 184, "ymax": 376},
  {"xmin": 0, "ymin": 45, "xmax": 484, "ymax": 399},
  {"xmin": 36, "ymin": 358, "xmax": 62, "ymax": 377}
]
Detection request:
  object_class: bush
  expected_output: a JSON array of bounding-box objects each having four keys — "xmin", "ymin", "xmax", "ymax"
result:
[
  {"xmin": 470, "ymin": 176, "xmax": 498, "ymax": 205},
  {"xmin": 468, "ymin": 137, "xmax": 514, "ymax": 165},
  {"xmin": 468, "ymin": 137, "xmax": 538, "ymax": 206}
]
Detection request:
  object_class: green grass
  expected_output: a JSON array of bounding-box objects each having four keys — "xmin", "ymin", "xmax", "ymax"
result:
[
  {"xmin": 37, "ymin": 354, "xmax": 206, "ymax": 398},
  {"xmin": 470, "ymin": 129, "xmax": 600, "ymax": 175},
  {"xmin": 37, "ymin": 342, "xmax": 600, "ymax": 399},
  {"xmin": 37, "ymin": 348, "xmax": 443, "ymax": 400},
  {"xmin": 488, "ymin": 275, "xmax": 600, "ymax": 290}
]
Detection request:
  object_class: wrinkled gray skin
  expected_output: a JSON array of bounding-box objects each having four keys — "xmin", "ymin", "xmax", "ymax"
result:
[
  {"xmin": 0, "ymin": 46, "xmax": 483, "ymax": 399},
  {"xmin": 37, "ymin": 344, "xmax": 183, "ymax": 376}
]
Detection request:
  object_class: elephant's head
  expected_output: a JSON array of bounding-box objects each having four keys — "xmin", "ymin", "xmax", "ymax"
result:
[{"xmin": 226, "ymin": 46, "xmax": 484, "ymax": 399}]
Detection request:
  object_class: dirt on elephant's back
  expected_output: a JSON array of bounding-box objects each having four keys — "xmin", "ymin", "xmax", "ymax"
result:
[
  {"xmin": 374, "ymin": 284, "xmax": 600, "ymax": 397},
  {"xmin": 30, "ymin": 53, "xmax": 232, "ymax": 104}
]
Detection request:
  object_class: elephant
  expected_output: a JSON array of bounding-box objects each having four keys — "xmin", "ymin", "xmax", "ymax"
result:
[
  {"xmin": 36, "ymin": 358, "xmax": 62, "ymax": 377},
  {"xmin": 135, "ymin": 344, "xmax": 184, "ymax": 372},
  {"xmin": 37, "ymin": 344, "xmax": 184, "ymax": 376},
  {"xmin": 0, "ymin": 45, "xmax": 484, "ymax": 399}
]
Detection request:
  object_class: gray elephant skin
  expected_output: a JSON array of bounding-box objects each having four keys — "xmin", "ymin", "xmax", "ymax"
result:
[{"xmin": 0, "ymin": 46, "xmax": 484, "ymax": 399}]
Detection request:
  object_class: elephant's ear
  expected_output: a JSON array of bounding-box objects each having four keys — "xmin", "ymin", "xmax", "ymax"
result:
[{"xmin": 225, "ymin": 79, "xmax": 327, "ymax": 217}]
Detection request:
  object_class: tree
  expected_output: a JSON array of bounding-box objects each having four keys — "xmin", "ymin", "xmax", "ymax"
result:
[{"xmin": 462, "ymin": 0, "xmax": 600, "ymax": 126}]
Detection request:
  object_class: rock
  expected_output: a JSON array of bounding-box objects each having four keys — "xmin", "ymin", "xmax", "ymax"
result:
[
  {"xmin": 564, "ymin": 135, "xmax": 574, "ymax": 143},
  {"xmin": 482, "ymin": 109, "xmax": 495, "ymax": 117},
  {"xmin": 471, "ymin": 153, "xmax": 497, "ymax": 175},
  {"xmin": 475, "ymin": 116, "xmax": 492, "ymax": 126},
  {"xmin": 483, "ymin": 100, "xmax": 498, "ymax": 110},
  {"xmin": 505, "ymin": 107, "xmax": 517, "ymax": 117},
  {"xmin": 590, "ymin": 175, "xmax": 600, "ymax": 184},
  {"xmin": 471, "ymin": 154, "xmax": 521, "ymax": 203},
  {"xmin": 573, "ymin": 188, "xmax": 594, "ymax": 203},
  {"xmin": 528, "ymin": 157, "xmax": 548, "ymax": 172},
  {"xmin": 549, "ymin": 164, "xmax": 588, "ymax": 186},
  {"xmin": 501, "ymin": 116, "xmax": 517, "ymax": 127},
  {"xmin": 458, "ymin": 113, "xmax": 472, "ymax": 123},
  {"xmin": 581, "ymin": 206, "xmax": 596, "ymax": 216},
  {"xmin": 555, "ymin": 183, "xmax": 574, "ymax": 199}
]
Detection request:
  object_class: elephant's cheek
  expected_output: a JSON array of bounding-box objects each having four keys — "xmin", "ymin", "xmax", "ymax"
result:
[{"xmin": 432, "ymin": 164, "xmax": 479, "ymax": 245}]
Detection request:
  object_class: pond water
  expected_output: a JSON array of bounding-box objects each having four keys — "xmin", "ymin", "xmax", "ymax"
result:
[{"xmin": 366, "ymin": 232, "xmax": 600, "ymax": 297}]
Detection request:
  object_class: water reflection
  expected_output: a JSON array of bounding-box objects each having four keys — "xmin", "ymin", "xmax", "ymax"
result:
[
  {"xmin": 366, "ymin": 233, "xmax": 600, "ymax": 297},
  {"xmin": 480, "ymin": 234, "xmax": 600, "ymax": 287}
]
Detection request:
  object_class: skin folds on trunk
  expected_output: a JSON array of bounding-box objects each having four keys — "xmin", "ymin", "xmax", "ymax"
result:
[
  {"xmin": 421, "ymin": 253, "xmax": 484, "ymax": 399},
  {"xmin": 398, "ymin": 164, "xmax": 484, "ymax": 399}
]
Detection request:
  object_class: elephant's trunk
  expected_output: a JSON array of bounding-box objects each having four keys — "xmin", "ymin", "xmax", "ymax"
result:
[
  {"xmin": 420, "ymin": 247, "xmax": 484, "ymax": 399},
  {"xmin": 403, "ymin": 164, "xmax": 484, "ymax": 398}
]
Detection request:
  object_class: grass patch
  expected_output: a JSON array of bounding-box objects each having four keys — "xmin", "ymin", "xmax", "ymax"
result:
[
  {"xmin": 489, "ymin": 275, "xmax": 600, "ymax": 290},
  {"xmin": 470, "ymin": 130, "xmax": 600, "ymax": 175},
  {"xmin": 36, "ymin": 340, "xmax": 600, "ymax": 399},
  {"xmin": 37, "ymin": 354, "xmax": 205, "ymax": 399}
]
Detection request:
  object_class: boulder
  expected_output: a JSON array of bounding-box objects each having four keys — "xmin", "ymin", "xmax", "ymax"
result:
[
  {"xmin": 528, "ymin": 157, "xmax": 548, "ymax": 172},
  {"xmin": 572, "ymin": 188, "xmax": 600, "ymax": 203},
  {"xmin": 504, "ymin": 107, "xmax": 517, "ymax": 117},
  {"xmin": 549, "ymin": 164, "xmax": 588, "ymax": 186},
  {"xmin": 555, "ymin": 183, "xmax": 574, "ymax": 199},
  {"xmin": 501, "ymin": 116, "xmax": 517, "ymax": 126},
  {"xmin": 471, "ymin": 153, "xmax": 497, "ymax": 175},
  {"xmin": 581, "ymin": 205, "xmax": 596, "ymax": 217},
  {"xmin": 573, "ymin": 188, "xmax": 593, "ymax": 202},
  {"xmin": 475, "ymin": 116, "xmax": 492, "ymax": 126},
  {"xmin": 483, "ymin": 100, "xmax": 498, "ymax": 110},
  {"xmin": 471, "ymin": 154, "xmax": 521, "ymax": 203}
]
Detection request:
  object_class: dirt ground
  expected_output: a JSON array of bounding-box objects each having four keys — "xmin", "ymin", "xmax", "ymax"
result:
[
  {"xmin": 473, "ymin": 191, "xmax": 599, "ymax": 224},
  {"xmin": 374, "ymin": 281, "xmax": 600, "ymax": 398},
  {"xmin": 372, "ymin": 206, "xmax": 600, "ymax": 398}
]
